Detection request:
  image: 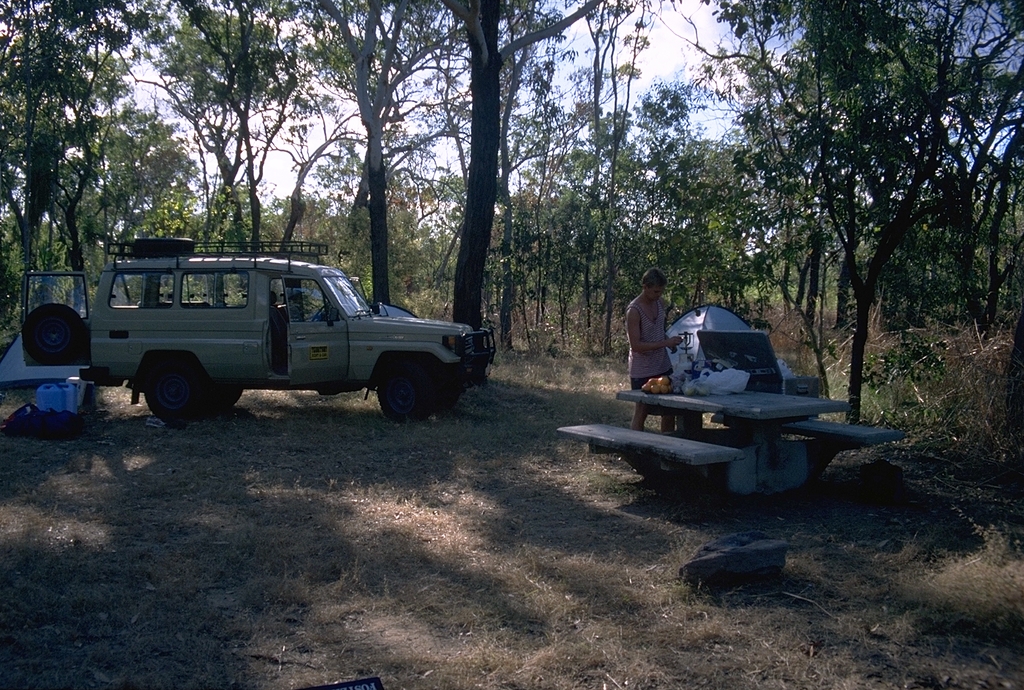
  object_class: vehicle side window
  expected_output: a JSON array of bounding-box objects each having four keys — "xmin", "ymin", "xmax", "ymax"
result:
[
  {"xmin": 181, "ymin": 271, "xmax": 248, "ymax": 308},
  {"xmin": 109, "ymin": 272, "xmax": 173, "ymax": 308},
  {"xmin": 283, "ymin": 278, "xmax": 328, "ymax": 322}
]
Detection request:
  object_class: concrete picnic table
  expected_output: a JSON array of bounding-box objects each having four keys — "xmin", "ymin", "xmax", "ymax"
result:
[{"xmin": 558, "ymin": 390, "xmax": 901, "ymax": 495}]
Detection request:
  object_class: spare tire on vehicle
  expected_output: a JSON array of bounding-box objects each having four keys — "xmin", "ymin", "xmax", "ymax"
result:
[
  {"xmin": 22, "ymin": 304, "xmax": 89, "ymax": 365},
  {"xmin": 132, "ymin": 237, "xmax": 195, "ymax": 257}
]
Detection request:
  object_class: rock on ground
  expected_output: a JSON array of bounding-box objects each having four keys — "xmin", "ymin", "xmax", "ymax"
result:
[{"xmin": 680, "ymin": 531, "xmax": 788, "ymax": 585}]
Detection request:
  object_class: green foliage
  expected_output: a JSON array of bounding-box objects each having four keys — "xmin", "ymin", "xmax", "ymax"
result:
[
  {"xmin": 0, "ymin": 0, "xmax": 150, "ymax": 270},
  {"xmin": 0, "ymin": 234, "xmax": 23, "ymax": 338},
  {"xmin": 865, "ymin": 331, "xmax": 947, "ymax": 389},
  {"xmin": 630, "ymin": 82, "xmax": 768, "ymax": 312},
  {"xmin": 97, "ymin": 106, "xmax": 198, "ymax": 243},
  {"xmin": 703, "ymin": 0, "xmax": 1024, "ymax": 421},
  {"xmin": 861, "ymin": 330, "xmax": 951, "ymax": 433}
]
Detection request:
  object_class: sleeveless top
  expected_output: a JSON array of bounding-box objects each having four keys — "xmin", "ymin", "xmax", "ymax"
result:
[{"xmin": 627, "ymin": 296, "xmax": 672, "ymax": 379}]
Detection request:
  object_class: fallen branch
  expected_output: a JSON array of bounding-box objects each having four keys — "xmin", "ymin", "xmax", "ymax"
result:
[{"xmin": 782, "ymin": 591, "xmax": 835, "ymax": 618}]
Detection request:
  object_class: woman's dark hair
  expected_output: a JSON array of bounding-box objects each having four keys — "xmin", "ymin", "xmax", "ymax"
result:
[{"xmin": 641, "ymin": 267, "xmax": 667, "ymax": 288}]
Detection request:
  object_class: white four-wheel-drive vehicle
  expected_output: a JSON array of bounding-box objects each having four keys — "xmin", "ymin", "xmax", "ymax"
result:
[{"xmin": 20, "ymin": 239, "xmax": 495, "ymax": 421}]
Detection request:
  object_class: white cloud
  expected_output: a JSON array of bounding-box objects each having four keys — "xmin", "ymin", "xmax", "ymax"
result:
[{"xmin": 636, "ymin": 1, "xmax": 722, "ymax": 90}]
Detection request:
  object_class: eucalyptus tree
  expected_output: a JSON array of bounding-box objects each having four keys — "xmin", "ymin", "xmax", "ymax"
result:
[
  {"xmin": 631, "ymin": 82, "xmax": 766, "ymax": 310},
  {"xmin": 55, "ymin": 70, "xmax": 136, "ymax": 272},
  {"xmin": 271, "ymin": 31, "xmax": 364, "ymax": 250},
  {"xmin": 703, "ymin": 0, "xmax": 1023, "ymax": 421},
  {"xmin": 276, "ymin": 94, "xmax": 362, "ymax": 249},
  {"xmin": 928, "ymin": 3, "xmax": 1024, "ymax": 335},
  {"xmin": 503, "ymin": 65, "xmax": 591, "ymax": 348},
  {"xmin": 496, "ymin": 2, "xmax": 590, "ymax": 350},
  {"xmin": 95, "ymin": 106, "xmax": 198, "ymax": 243},
  {"xmin": 853, "ymin": 3, "xmax": 1024, "ymax": 336},
  {"xmin": 582, "ymin": 0, "xmax": 651, "ymax": 352},
  {"xmin": 0, "ymin": 0, "xmax": 146, "ymax": 270},
  {"xmin": 442, "ymin": 0, "xmax": 602, "ymax": 329},
  {"xmin": 312, "ymin": 0, "xmax": 460, "ymax": 304},
  {"xmin": 147, "ymin": 0, "xmax": 304, "ymax": 246}
]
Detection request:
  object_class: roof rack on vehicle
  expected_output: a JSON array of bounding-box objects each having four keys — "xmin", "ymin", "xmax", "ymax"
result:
[
  {"xmin": 193, "ymin": 241, "xmax": 328, "ymax": 261},
  {"xmin": 107, "ymin": 239, "xmax": 329, "ymax": 263}
]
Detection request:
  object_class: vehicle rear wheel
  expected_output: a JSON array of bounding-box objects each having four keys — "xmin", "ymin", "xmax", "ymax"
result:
[
  {"xmin": 22, "ymin": 304, "xmax": 89, "ymax": 365},
  {"xmin": 378, "ymin": 361, "xmax": 436, "ymax": 421},
  {"xmin": 145, "ymin": 360, "xmax": 207, "ymax": 420}
]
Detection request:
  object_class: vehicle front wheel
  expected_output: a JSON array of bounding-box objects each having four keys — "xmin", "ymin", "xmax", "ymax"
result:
[
  {"xmin": 378, "ymin": 362, "xmax": 436, "ymax": 421},
  {"xmin": 144, "ymin": 360, "xmax": 207, "ymax": 420},
  {"xmin": 435, "ymin": 379, "xmax": 464, "ymax": 412}
]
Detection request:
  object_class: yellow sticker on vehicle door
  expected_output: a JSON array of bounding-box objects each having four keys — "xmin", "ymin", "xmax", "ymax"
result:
[{"xmin": 309, "ymin": 345, "xmax": 329, "ymax": 361}]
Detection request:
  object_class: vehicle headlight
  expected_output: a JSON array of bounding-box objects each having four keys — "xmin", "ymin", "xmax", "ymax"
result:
[{"xmin": 442, "ymin": 334, "xmax": 459, "ymax": 352}]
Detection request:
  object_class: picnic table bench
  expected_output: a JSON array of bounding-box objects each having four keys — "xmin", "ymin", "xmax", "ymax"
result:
[
  {"xmin": 557, "ymin": 423, "xmax": 746, "ymax": 468},
  {"xmin": 779, "ymin": 418, "xmax": 905, "ymax": 446},
  {"xmin": 558, "ymin": 390, "xmax": 904, "ymax": 495}
]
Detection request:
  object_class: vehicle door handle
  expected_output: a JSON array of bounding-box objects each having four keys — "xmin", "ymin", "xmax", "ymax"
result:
[{"xmin": 295, "ymin": 335, "xmax": 306, "ymax": 340}]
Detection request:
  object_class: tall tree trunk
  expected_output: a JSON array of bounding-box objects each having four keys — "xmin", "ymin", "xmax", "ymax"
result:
[
  {"xmin": 282, "ymin": 138, "xmax": 335, "ymax": 247},
  {"xmin": 806, "ymin": 242, "xmax": 820, "ymax": 326},
  {"xmin": 3, "ymin": 180, "xmax": 31, "ymax": 268},
  {"xmin": 452, "ymin": 0, "xmax": 501, "ymax": 329},
  {"xmin": 63, "ymin": 189, "xmax": 85, "ymax": 272},
  {"xmin": 497, "ymin": 51, "xmax": 524, "ymax": 351},
  {"xmin": 241, "ymin": 117, "xmax": 262, "ymax": 248},
  {"xmin": 282, "ymin": 191, "xmax": 306, "ymax": 246},
  {"xmin": 1005, "ymin": 301, "xmax": 1024, "ymax": 442},
  {"xmin": 602, "ymin": 229, "xmax": 614, "ymax": 354},
  {"xmin": 247, "ymin": 180, "xmax": 262, "ymax": 248},
  {"xmin": 583, "ymin": 262, "xmax": 591, "ymax": 333},
  {"xmin": 847, "ymin": 289, "xmax": 872, "ymax": 424},
  {"xmin": 367, "ymin": 136, "xmax": 390, "ymax": 305},
  {"xmin": 499, "ymin": 199, "xmax": 514, "ymax": 350},
  {"xmin": 836, "ymin": 258, "xmax": 852, "ymax": 330}
]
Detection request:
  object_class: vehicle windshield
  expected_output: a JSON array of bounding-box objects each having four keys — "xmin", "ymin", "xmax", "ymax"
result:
[{"xmin": 320, "ymin": 270, "xmax": 372, "ymax": 317}]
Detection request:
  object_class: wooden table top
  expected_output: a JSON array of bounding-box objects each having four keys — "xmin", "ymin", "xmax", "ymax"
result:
[{"xmin": 616, "ymin": 389, "xmax": 850, "ymax": 421}]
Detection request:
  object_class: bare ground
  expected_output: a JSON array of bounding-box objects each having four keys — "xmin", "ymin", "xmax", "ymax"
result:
[{"xmin": 1, "ymin": 356, "xmax": 1022, "ymax": 690}]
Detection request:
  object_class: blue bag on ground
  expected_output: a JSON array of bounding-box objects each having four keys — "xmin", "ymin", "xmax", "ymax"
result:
[{"xmin": 1, "ymin": 403, "xmax": 84, "ymax": 439}]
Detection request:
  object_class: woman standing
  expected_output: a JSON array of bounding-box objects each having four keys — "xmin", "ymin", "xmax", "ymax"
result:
[{"xmin": 626, "ymin": 268, "xmax": 683, "ymax": 431}]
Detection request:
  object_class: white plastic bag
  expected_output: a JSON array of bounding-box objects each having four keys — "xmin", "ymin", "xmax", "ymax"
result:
[
  {"xmin": 776, "ymin": 358, "xmax": 793, "ymax": 377},
  {"xmin": 682, "ymin": 368, "xmax": 750, "ymax": 396},
  {"xmin": 670, "ymin": 369, "xmax": 690, "ymax": 393}
]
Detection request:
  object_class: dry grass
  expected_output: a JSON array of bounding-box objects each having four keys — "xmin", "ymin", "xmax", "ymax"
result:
[{"xmin": 1, "ymin": 352, "xmax": 1023, "ymax": 690}]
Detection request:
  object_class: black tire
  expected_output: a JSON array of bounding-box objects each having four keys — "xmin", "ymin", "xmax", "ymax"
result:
[
  {"xmin": 435, "ymin": 379, "xmax": 464, "ymax": 411},
  {"xmin": 204, "ymin": 384, "xmax": 244, "ymax": 415},
  {"xmin": 22, "ymin": 304, "xmax": 89, "ymax": 365},
  {"xmin": 144, "ymin": 359, "xmax": 208, "ymax": 419},
  {"xmin": 378, "ymin": 361, "xmax": 436, "ymax": 421}
]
